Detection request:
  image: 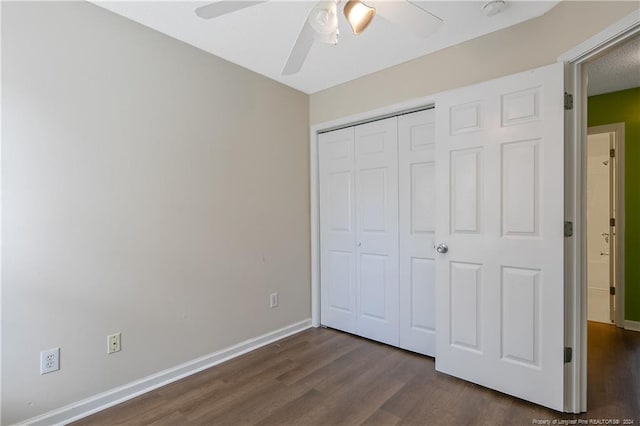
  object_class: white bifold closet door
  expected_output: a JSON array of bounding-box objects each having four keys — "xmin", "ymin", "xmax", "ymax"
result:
[
  {"xmin": 399, "ymin": 109, "xmax": 436, "ymax": 356},
  {"xmin": 319, "ymin": 111, "xmax": 436, "ymax": 355},
  {"xmin": 353, "ymin": 118, "xmax": 399, "ymax": 346},
  {"xmin": 319, "ymin": 127, "xmax": 358, "ymax": 334},
  {"xmin": 319, "ymin": 117, "xmax": 400, "ymax": 346}
]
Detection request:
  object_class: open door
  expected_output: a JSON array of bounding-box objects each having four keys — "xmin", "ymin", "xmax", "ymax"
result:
[{"xmin": 434, "ymin": 63, "xmax": 565, "ymax": 411}]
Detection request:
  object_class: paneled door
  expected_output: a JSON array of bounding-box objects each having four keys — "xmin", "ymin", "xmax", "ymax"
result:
[
  {"xmin": 434, "ymin": 63, "xmax": 565, "ymax": 410},
  {"xmin": 319, "ymin": 127, "xmax": 357, "ymax": 334},
  {"xmin": 399, "ymin": 109, "xmax": 436, "ymax": 356},
  {"xmin": 319, "ymin": 117, "xmax": 400, "ymax": 345},
  {"xmin": 354, "ymin": 117, "xmax": 399, "ymax": 346}
]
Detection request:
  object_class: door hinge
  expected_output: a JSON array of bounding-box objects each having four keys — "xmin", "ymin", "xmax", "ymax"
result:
[
  {"xmin": 564, "ymin": 92, "xmax": 574, "ymax": 110},
  {"xmin": 610, "ymin": 218, "xmax": 616, "ymax": 227},
  {"xmin": 564, "ymin": 221, "xmax": 573, "ymax": 237},
  {"xmin": 564, "ymin": 347, "xmax": 572, "ymax": 363},
  {"xmin": 610, "ymin": 149, "xmax": 615, "ymax": 158},
  {"xmin": 610, "ymin": 286, "xmax": 616, "ymax": 296}
]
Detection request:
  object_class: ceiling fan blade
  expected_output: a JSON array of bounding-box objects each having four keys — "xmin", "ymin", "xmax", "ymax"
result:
[
  {"xmin": 374, "ymin": 1, "xmax": 443, "ymax": 39},
  {"xmin": 195, "ymin": 1, "xmax": 268, "ymax": 19},
  {"xmin": 282, "ymin": 20, "xmax": 315, "ymax": 76}
]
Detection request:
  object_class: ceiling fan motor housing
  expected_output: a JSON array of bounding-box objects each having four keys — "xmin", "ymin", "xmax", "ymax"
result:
[{"xmin": 309, "ymin": 0, "xmax": 339, "ymax": 44}]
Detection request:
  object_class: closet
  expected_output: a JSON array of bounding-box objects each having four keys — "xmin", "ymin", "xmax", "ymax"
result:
[{"xmin": 319, "ymin": 108, "xmax": 436, "ymax": 356}]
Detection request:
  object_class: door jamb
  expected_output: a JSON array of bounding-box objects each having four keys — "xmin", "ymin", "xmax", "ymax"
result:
[{"xmin": 560, "ymin": 10, "xmax": 639, "ymax": 414}]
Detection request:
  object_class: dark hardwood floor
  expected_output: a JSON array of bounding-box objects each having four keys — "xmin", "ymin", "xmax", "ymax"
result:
[{"xmin": 74, "ymin": 322, "xmax": 640, "ymax": 425}]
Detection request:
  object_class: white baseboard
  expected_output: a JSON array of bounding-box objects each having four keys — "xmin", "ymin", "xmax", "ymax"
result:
[
  {"xmin": 19, "ymin": 319, "xmax": 312, "ymax": 426},
  {"xmin": 624, "ymin": 320, "xmax": 640, "ymax": 332}
]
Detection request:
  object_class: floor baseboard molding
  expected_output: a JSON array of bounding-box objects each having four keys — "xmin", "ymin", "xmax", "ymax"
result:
[
  {"xmin": 19, "ymin": 319, "xmax": 312, "ymax": 426},
  {"xmin": 624, "ymin": 320, "xmax": 640, "ymax": 332}
]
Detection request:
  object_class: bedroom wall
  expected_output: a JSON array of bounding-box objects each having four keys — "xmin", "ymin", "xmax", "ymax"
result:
[
  {"xmin": 310, "ymin": 1, "xmax": 639, "ymax": 124},
  {"xmin": 588, "ymin": 87, "xmax": 640, "ymax": 323},
  {"xmin": 1, "ymin": 1, "xmax": 310, "ymax": 424}
]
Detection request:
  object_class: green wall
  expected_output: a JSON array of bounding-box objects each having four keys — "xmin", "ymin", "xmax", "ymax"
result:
[{"xmin": 588, "ymin": 87, "xmax": 640, "ymax": 322}]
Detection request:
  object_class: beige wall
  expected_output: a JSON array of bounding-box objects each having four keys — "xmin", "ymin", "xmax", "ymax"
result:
[
  {"xmin": 1, "ymin": 2, "xmax": 309, "ymax": 424},
  {"xmin": 310, "ymin": 1, "xmax": 639, "ymax": 125}
]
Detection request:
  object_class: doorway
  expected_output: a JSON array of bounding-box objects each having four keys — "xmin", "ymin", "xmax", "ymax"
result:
[
  {"xmin": 562, "ymin": 11, "xmax": 638, "ymax": 413},
  {"xmin": 586, "ymin": 125, "xmax": 623, "ymax": 325},
  {"xmin": 580, "ymin": 31, "xmax": 637, "ymax": 414}
]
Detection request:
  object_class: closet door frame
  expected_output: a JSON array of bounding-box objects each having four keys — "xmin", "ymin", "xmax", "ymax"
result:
[{"xmin": 311, "ymin": 103, "xmax": 436, "ymax": 330}]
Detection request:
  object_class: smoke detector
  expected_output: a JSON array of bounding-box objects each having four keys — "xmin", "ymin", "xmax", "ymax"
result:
[{"xmin": 483, "ymin": 1, "xmax": 507, "ymax": 17}]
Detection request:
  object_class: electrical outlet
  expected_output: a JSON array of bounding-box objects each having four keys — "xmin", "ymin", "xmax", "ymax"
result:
[
  {"xmin": 40, "ymin": 348, "xmax": 60, "ymax": 374},
  {"xmin": 270, "ymin": 292, "xmax": 279, "ymax": 308},
  {"xmin": 107, "ymin": 332, "xmax": 121, "ymax": 354}
]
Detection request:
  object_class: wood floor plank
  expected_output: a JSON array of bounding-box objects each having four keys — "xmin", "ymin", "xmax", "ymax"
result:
[
  {"xmin": 307, "ymin": 357, "xmax": 406, "ymax": 425},
  {"xmin": 196, "ymin": 371, "xmax": 315, "ymax": 425},
  {"xmin": 180, "ymin": 360, "xmax": 300, "ymax": 423},
  {"xmin": 360, "ymin": 408, "xmax": 400, "ymax": 426},
  {"xmin": 275, "ymin": 333, "xmax": 364, "ymax": 386},
  {"xmin": 73, "ymin": 323, "xmax": 640, "ymax": 426},
  {"xmin": 254, "ymin": 389, "xmax": 326, "ymax": 426},
  {"xmin": 145, "ymin": 411, "xmax": 189, "ymax": 426},
  {"xmin": 185, "ymin": 377, "xmax": 285, "ymax": 424},
  {"xmin": 74, "ymin": 391, "xmax": 167, "ymax": 426}
]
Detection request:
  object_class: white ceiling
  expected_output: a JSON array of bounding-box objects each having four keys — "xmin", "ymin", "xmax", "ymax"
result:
[
  {"xmin": 586, "ymin": 35, "xmax": 640, "ymax": 96},
  {"xmin": 94, "ymin": 1, "xmax": 559, "ymax": 94}
]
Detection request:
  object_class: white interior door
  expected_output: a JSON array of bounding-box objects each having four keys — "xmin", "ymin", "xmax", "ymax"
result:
[
  {"xmin": 355, "ymin": 117, "xmax": 399, "ymax": 346},
  {"xmin": 399, "ymin": 109, "xmax": 436, "ymax": 356},
  {"xmin": 586, "ymin": 131, "xmax": 612, "ymax": 324},
  {"xmin": 434, "ymin": 63, "xmax": 565, "ymax": 411},
  {"xmin": 319, "ymin": 127, "xmax": 357, "ymax": 333}
]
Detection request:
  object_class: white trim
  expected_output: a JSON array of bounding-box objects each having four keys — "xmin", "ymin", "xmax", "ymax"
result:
[
  {"xmin": 562, "ymin": 58, "xmax": 583, "ymax": 414},
  {"xmin": 624, "ymin": 320, "xmax": 640, "ymax": 332},
  {"xmin": 561, "ymin": 9, "xmax": 640, "ymax": 415},
  {"xmin": 17, "ymin": 319, "xmax": 312, "ymax": 426},
  {"xmin": 310, "ymin": 125, "xmax": 320, "ymax": 328},
  {"xmin": 310, "ymin": 97, "xmax": 436, "ymax": 328},
  {"xmin": 0, "ymin": 1, "xmax": 4, "ymax": 423}
]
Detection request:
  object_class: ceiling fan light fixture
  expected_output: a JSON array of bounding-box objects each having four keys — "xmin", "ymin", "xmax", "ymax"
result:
[
  {"xmin": 310, "ymin": 0, "xmax": 339, "ymax": 44},
  {"xmin": 309, "ymin": 1, "xmax": 338, "ymax": 35},
  {"xmin": 343, "ymin": 0, "xmax": 375, "ymax": 35}
]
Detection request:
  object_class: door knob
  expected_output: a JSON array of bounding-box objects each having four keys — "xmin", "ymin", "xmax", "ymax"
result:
[
  {"xmin": 357, "ymin": 242, "xmax": 362, "ymax": 247},
  {"xmin": 436, "ymin": 243, "xmax": 448, "ymax": 254}
]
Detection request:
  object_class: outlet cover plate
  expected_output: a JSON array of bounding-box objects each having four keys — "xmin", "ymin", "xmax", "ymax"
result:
[
  {"xmin": 270, "ymin": 292, "xmax": 279, "ymax": 308},
  {"xmin": 107, "ymin": 332, "xmax": 121, "ymax": 354},
  {"xmin": 40, "ymin": 347, "xmax": 60, "ymax": 374}
]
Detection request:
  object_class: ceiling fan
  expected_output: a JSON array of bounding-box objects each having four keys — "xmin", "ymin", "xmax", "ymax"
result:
[{"xmin": 195, "ymin": 1, "xmax": 443, "ymax": 75}]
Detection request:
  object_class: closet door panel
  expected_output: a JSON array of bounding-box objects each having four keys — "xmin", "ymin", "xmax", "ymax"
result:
[
  {"xmin": 319, "ymin": 128, "xmax": 357, "ymax": 333},
  {"xmin": 399, "ymin": 109, "xmax": 437, "ymax": 356},
  {"xmin": 355, "ymin": 117, "xmax": 399, "ymax": 346}
]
